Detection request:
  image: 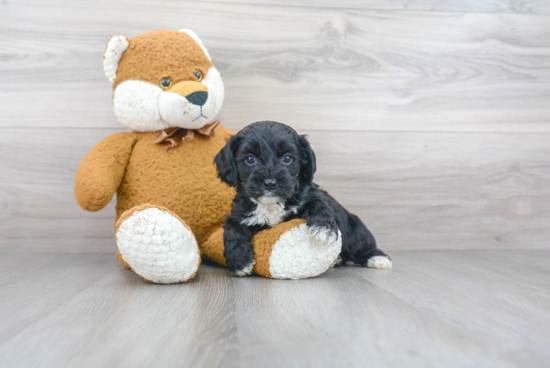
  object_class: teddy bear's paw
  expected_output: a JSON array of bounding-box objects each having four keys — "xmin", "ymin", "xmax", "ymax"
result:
[
  {"xmin": 116, "ymin": 206, "xmax": 200, "ymax": 283},
  {"xmin": 269, "ymin": 224, "xmax": 342, "ymax": 280}
]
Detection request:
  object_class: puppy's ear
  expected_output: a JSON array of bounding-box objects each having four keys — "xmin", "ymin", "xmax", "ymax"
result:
[
  {"xmin": 297, "ymin": 134, "xmax": 316, "ymax": 184},
  {"xmin": 214, "ymin": 135, "xmax": 241, "ymax": 187}
]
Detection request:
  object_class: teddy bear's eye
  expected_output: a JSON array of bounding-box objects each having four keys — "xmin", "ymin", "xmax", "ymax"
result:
[
  {"xmin": 194, "ymin": 70, "xmax": 202, "ymax": 81},
  {"xmin": 160, "ymin": 77, "xmax": 172, "ymax": 89}
]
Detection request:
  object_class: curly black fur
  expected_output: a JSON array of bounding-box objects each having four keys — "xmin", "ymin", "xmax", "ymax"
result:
[{"xmin": 214, "ymin": 121, "xmax": 390, "ymax": 274}]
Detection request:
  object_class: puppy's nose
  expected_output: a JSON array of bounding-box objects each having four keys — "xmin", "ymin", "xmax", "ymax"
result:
[
  {"xmin": 263, "ymin": 178, "xmax": 277, "ymax": 190},
  {"xmin": 186, "ymin": 91, "xmax": 208, "ymax": 106}
]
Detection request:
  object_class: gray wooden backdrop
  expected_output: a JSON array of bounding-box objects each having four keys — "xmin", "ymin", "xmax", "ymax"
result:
[{"xmin": 1, "ymin": 0, "xmax": 549, "ymax": 252}]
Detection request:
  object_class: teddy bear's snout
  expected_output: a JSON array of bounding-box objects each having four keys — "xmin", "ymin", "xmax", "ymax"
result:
[
  {"xmin": 166, "ymin": 80, "xmax": 209, "ymax": 106},
  {"xmin": 158, "ymin": 79, "xmax": 215, "ymax": 129}
]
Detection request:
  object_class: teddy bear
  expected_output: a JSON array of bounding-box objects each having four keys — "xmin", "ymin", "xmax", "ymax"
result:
[{"xmin": 74, "ymin": 29, "xmax": 342, "ymax": 283}]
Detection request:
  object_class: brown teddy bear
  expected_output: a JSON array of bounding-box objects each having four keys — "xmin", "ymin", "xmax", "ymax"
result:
[{"xmin": 74, "ymin": 29, "xmax": 342, "ymax": 283}]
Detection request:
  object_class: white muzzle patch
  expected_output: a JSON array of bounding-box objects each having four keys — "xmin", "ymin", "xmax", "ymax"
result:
[
  {"xmin": 241, "ymin": 197, "xmax": 298, "ymax": 228},
  {"xmin": 112, "ymin": 66, "xmax": 224, "ymax": 132},
  {"xmin": 158, "ymin": 91, "xmax": 215, "ymax": 130}
]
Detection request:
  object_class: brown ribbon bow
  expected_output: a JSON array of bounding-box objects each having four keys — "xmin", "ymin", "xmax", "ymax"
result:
[{"xmin": 153, "ymin": 120, "xmax": 220, "ymax": 152}]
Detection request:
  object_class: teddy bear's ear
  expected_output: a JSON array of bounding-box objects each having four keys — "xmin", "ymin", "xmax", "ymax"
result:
[
  {"xmin": 179, "ymin": 29, "xmax": 211, "ymax": 61},
  {"xmin": 103, "ymin": 35, "xmax": 130, "ymax": 83}
]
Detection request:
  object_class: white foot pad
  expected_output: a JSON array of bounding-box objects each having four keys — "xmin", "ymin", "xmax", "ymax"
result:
[
  {"xmin": 309, "ymin": 225, "xmax": 339, "ymax": 243},
  {"xmin": 367, "ymin": 255, "xmax": 393, "ymax": 269},
  {"xmin": 269, "ymin": 224, "xmax": 342, "ymax": 279},
  {"xmin": 235, "ymin": 260, "xmax": 256, "ymax": 277},
  {"xmin": 116, "ymin": 208, "xmax": 200, "ymax": 283}
]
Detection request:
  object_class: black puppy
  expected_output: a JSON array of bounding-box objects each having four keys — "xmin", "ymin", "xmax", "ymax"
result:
[{"xmin": 214, "ymin": 121, "xmax": 391, "ymax": 275}]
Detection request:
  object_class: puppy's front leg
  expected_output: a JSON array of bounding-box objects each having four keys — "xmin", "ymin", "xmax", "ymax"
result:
[
  {"xmin": 223, "ymin": 217, "xmax": 256, "ymax": 276},
  {"xmin": 304, "ymin": 200, "xmax": 339, "ymax": 244}
]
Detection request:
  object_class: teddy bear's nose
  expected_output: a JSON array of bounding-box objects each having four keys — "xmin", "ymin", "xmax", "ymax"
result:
[{"xmin": 186, "ymin": 91, "xmax": 208, "ymax": 106}]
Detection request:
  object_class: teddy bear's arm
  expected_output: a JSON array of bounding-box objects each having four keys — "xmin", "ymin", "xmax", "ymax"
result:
[
  {"xmin": 74, "ymin": 132, "xmax": 137, "ymax": 211},
  {"xmin": 200, "ymin": 219, "xmax": 341, "ymax": 279}
]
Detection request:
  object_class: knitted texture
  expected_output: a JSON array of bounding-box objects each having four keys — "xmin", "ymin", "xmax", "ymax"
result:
[{"xmin": 113, "ymin": 30, "xmax": 213, "ymax": 90}]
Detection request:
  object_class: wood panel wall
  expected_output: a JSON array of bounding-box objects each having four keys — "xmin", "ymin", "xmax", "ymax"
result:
[{"xmin": 1, "ymin": 0, "xmax": 549, "ymax": 252}]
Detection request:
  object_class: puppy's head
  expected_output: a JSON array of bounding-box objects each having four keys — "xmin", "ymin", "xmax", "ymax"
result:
[{"xmin": 214, "ymin": 121, "xmax": 316, "ymax": 201}]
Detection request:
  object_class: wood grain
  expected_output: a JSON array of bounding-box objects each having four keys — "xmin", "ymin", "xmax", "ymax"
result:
[
  {"xmin": 202, "ymin": 0, "xmax": 550, "ymax": 14},
  {"xmin": 0, "ymin": 0, "xmax": 549, "ymax": 252},
  {"xmin": 0, "ymin": 0, "xmax": 549, "ymax": 132},
  {"xmin": 312, "ymin": 130, "xmax": 550, "ymax": 250},
  {"xmin": 0, "ymin": 128, "xmax": 119, "ymax": 252},
  {"xmin": 1, "ymin": 250, "xmax": 549, "ymax": 367},
  {"xmin": 1, "ymin": 1, "xmax": 549, "ymax": 367},
  {"xmin": 0, "ymin": 253, "xmax": 119, "ymax": 343},
  {"xmin": 0, "ymin": 253, "xmax": 239, "ymax": 368},
  {"xmin": 232, "ymin": 250, "xmax": 550, "ymax": 367},
  {"xmin": 1, "ymin": 128, "xmax": 549, "ymax": 252}
]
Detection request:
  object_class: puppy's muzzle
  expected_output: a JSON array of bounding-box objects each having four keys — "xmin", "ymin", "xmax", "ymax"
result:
[{"xmin": 263, "ymin": 178, "xmax": 277, "ymax": 190}]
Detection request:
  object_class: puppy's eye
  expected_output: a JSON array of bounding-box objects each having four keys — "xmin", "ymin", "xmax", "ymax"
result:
[
  {"xmin": 281, "ymin": 154, "xmax": 293, "ymax": 164},
  {"xmin": 160, "ymin": 77, "xmax": 172, "ymax": 89},
  {"xmin": 245, "ymin": 156, "xmax": 257, "ymax": 165},
  {"xmin": 194, "ymin": 70, "xmax": 203, "ymax": 81}
]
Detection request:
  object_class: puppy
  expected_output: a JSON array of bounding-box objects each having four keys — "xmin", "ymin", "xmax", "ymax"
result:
[{"xmin": 214, "ymin": 121, "xmax": 392, "ymax": 275}]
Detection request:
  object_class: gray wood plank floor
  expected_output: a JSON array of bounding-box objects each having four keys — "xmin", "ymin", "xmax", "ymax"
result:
[{"xmin": 0, "ymin": 250, "xmax": 548, "ymax": 368}]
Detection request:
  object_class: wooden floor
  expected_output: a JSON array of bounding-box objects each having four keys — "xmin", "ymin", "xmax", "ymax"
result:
[{"xmin": 0, "ymin": 250, "xmax": 548, "ymax": 368}]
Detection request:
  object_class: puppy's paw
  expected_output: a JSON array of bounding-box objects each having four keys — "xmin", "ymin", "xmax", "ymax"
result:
[
  {"xmin": 223, "ymin": 236, "xmax": 256, "ymax": 276},
  {"xmin": 330, "ymin": 255, "xmax": 343, "ymax": 268},
  {"xmin": 366, "ymin": 255, "xmax": 393, "ymax": 269},
  {"xmin": 234, "ymin": 260, "xmax": 256, "ymax": 276},
  {"xmin": 309, "ymin": 225, "xmax": 339, "ymax": 244}
]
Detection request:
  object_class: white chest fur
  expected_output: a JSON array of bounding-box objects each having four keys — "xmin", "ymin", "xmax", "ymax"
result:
[{"xmin": 241, "ymin": 197, "xmax": 297, "ymax": 227}]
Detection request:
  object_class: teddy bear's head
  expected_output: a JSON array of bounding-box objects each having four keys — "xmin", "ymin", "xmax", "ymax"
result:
[{"xmin": 103, "ymin": 29, "xmax": 224, "ymax": 132}]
